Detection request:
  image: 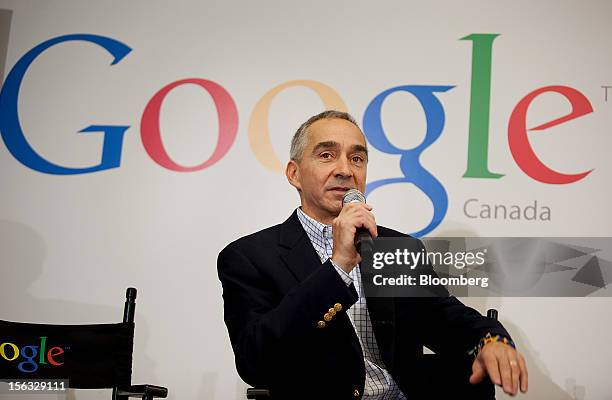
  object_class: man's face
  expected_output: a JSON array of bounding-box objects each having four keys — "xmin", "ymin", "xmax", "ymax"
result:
[{"xmin": 286, "ymin": 118, "xmax": 368, "ymax": 223}]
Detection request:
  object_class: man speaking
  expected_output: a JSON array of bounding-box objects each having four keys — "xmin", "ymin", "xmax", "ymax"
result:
[{"xmin": 217, "ymin": 111, "xmax": 528, "ymax": 399}]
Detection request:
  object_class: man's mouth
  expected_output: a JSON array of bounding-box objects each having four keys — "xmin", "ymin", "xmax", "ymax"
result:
[{"xmin": 327, "ymin": 186, "xmax": 352, "ymax": 193}]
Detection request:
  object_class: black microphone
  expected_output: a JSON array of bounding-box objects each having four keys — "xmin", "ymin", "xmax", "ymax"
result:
[{"xmin": 342, "ymin": 189, "xmax": 374, "ymax": 255}]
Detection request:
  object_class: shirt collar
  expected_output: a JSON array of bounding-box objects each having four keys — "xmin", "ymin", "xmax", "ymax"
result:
[
  {"xmin": 297, "ymin": 205, "xmax": 330, "ymax": 229},
  {"xmin": 296, "ymin": 207, "xmax": 333, "ymax": 244}
]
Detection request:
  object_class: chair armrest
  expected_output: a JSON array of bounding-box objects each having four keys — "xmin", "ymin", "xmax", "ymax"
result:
[{"xmin": 117, "ymin": 384, "xmax": 168, "ymax": 398}]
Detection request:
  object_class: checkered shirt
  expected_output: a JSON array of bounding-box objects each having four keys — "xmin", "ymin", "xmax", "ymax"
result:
[{"xmin": 296, "ymin": 208, "xmax": 407, "ymax": 399}]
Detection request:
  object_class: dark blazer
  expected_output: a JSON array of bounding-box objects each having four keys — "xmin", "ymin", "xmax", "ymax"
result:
[{"xmin": 217, "ymin": 210, "xmax": 510, "ymax": 399}]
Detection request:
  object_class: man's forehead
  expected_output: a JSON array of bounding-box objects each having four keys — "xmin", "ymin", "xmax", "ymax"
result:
[{"xmin": 306, "ymin": 118, "xmax": 366, "ymax": 147}]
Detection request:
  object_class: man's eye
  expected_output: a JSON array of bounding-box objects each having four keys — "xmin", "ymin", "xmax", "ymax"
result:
[
  {"xmin": 352, "ymin": 156, "xmax": 364, "ymax": 163},
  {"xmin": 320, "ymin": 152, "xmax": 333, "ymax": 159}
]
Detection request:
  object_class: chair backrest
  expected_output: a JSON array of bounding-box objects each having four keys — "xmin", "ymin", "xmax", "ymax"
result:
[{"xmin": 0, "ymin": 288, "xmax": 137, "ymax": 389}]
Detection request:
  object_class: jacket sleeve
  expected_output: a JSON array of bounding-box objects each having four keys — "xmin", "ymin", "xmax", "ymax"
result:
[{"xmin": 217, "ymin": 244, "xmax": 358, "ymax": 385}]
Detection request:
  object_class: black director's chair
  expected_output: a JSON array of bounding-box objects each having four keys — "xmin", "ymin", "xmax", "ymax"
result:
[
  {"xmin": 246, "ymin": 309, "xmax": 499, "ymax": 399},
  {"xmin": 0, "ymin": 288, "xmax": 168, "ymax": 400}
]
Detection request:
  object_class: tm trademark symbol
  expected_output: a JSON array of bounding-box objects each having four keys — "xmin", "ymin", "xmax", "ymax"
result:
[{"xmin": 602, "ymin": 85, "xmax": 612, "ymax": 102}]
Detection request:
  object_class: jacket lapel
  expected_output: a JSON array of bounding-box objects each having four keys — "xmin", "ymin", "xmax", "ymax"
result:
[{"xmin": 278, "ymin": 210, "xmax": 323, "ymax": 283}]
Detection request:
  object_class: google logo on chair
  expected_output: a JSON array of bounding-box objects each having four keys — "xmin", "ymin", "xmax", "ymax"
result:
[
  {"xmin": 0, "ymin": 337, "xmax": 65, "ymax": 373},
  {"xmin": 0, "ymin": 33, "xmax": 596, "ymax": 235}
]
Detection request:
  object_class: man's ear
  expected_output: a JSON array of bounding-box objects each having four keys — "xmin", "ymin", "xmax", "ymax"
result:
[{"xmin": 285, "ymin": 160, "xmax": 301, "ymax": 191}]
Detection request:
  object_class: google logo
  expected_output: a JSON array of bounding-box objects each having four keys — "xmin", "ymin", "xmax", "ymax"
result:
[
  {"xmin": 0, "ymin": 337, "xmax": 65, "ymax": 373},
  {"xmin": 0, "ymin": 33, "xmax": 595, "ymax": 235}
]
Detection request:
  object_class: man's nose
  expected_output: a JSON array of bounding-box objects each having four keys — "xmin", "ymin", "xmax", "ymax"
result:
[{"xmin": 333, "ymin": 156, "xmax": 353, "ymax": 178}]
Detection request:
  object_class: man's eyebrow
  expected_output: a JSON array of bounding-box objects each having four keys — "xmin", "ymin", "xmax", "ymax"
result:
[
  {"xmin": 311, "ymin": 141, "xmax": 339, "ymax": 154},
  {"xmin": 311, "ymin": 141, "xmax": 369, "ymax": 157},
  {"xmin": 349, "ymin": 144, "xmax": 368, "ymax": 156}
]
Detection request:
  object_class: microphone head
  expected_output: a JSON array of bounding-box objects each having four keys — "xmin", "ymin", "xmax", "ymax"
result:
[{"xmin": 343, "ymin": 189, "xmax": 366, "ymax": 205}]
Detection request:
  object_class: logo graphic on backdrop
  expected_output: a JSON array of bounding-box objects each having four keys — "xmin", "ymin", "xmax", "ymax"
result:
[
  {"xmin": 0, "ymin": 33, "xmax": 596, "ymax": 235},
  {"xmin": 361, "ymin": 237, "xmax": 612, "ymax": 297}
]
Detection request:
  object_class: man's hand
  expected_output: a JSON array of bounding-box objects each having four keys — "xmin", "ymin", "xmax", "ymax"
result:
[
  {"xmin": 470, "ymin": 342, "xmax": 528, "ymax": 396},
  {"xmin": 331, "ymin": 202, "xmax": 377, "ymax": 273}
]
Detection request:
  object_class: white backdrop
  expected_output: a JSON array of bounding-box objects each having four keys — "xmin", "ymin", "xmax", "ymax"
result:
[{"xmin": 1, "ymin": 1, "xmax": 611, "ymax": 399}]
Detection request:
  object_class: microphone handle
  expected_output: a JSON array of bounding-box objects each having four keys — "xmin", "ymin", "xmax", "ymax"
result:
[{"xmin": 355, "ymin": 228, "xmax": 373, "ymax": 255}]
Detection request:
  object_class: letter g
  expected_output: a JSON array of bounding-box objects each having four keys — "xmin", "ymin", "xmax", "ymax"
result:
[
  {"xmin": 0, "ymin": 34, "xmax": 131, "ymax": 174},
  {"xmin": 363, "ymin": 85, "xmax": 453, "ymax": 237}
]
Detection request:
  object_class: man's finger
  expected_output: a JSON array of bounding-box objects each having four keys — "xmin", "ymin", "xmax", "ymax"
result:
[
  {"xmin": 364, "ymin": 212, "xmax": 378, "ymax": 237},
  {"xmin": 483, "ymin": 355, "xmax": 501, "ymax": 386},
  {"xmin": 343, "ymin": 202, "xmax": 377, "ymax": 237},
  {"xmin": 509, "ymin": 356, "xmax": 520, "ymax": 395},
  {"xmin": 498, "ymin": 354, "xmax": 514, "ymax": 395},
  {"xmin": 469, "ymin": 359, "xmax": 485, "ymax": 384},
  {"xmin": 518, "ymin": 355, "xmax": 529, "ymax": 393},
  {"xmin": 354, "ymin": 206, "xmax": 377, "ymax": 238}
]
